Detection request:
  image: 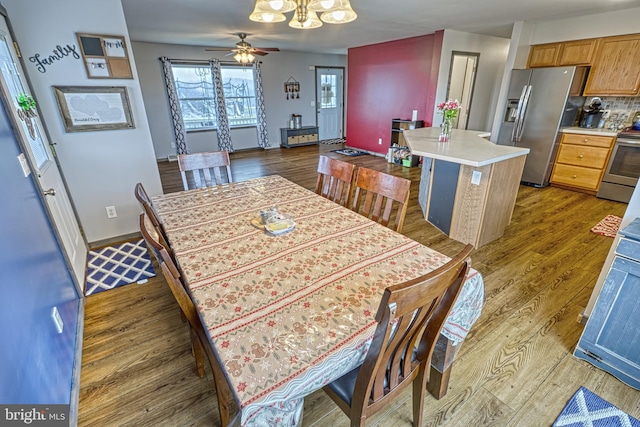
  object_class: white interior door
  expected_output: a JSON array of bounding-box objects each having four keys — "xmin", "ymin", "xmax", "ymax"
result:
[
  {"xmin": 316, "ymin": 67, "xmax": 343, "ymax": 140},
  {"xmin": 447, "ymin": 52, "xmax": 478, "ymax": 130},
  {"xmin": 0, "ymin": 15, "xmax": 87, "ymax": 291}
]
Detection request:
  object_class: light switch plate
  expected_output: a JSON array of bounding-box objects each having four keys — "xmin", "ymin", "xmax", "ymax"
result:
[
  {"xmin": 52, "ymin": 306, "xmax": 63, "ymax": 334},
  {"xmin": 471, "ymin": 170, "xmax": 482, "ymax": 185},
  {"xmin": 17, "ymin": 153, "xmax": 30, "ymax": 177}
]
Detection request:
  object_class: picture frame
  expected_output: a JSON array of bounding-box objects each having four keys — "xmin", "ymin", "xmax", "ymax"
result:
[
  {"xmin": 76, "ymin": 33, "xmax": 133, "ymax": 79},
  {"xmin": 53, "ymin": 86, "xmax": 135, "ymax": 132}
]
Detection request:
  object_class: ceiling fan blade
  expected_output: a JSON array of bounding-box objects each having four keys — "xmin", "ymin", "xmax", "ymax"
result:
[
  {"xmin": 253, "ymin": 51, "xmax": 269, "ymax": 56},
  {"xmin": 205, "ymin": 47, "xmax": 232, "ymax": 51},
  {"xmin": 255, "ymin": 47, "xmax": 280, "ymax": 52}
]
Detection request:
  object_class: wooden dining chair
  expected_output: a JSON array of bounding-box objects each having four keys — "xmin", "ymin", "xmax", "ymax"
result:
[
  {"xmin": 178, "ymin": 151, "xmax": 232, "ymax": 190},
  {"xmin": 351, "ymin": 167, "xmax": 411, "ymax": 233},
  {"xmin": 139, "ymin": 213, "xmax": 239, "ymax": 426},
  {"xmin": 315, "ymin": 155, "xmax": 356, "ymax": 206},
  {"xmin": 323, "ymin": 244, "xmax": 473, "ymax": 427}
]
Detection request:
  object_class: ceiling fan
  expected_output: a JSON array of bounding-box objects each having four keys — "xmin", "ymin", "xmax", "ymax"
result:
[{"xmin": 206, "ymin": 33, "xmax": 280, "ymax": 63}]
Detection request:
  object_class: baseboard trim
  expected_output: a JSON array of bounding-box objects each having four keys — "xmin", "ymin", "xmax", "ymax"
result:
[
  {"xmin": 69, "ymin": 298, "xmax": 85, "ymax": 427},
  {"xmin": 344, "ymin": 145, "xmax": 385, "ymax": 158}
]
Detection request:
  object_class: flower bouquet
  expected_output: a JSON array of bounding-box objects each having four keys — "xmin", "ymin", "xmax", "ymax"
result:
[{"xmin": 437, "ymin": 99, "xmax": 460, "ymax": 142}]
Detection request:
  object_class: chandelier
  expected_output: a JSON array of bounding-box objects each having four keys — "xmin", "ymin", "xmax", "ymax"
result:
[{"xmin": 249, "ymin": 0, "xmax": 357, "ymax": 29}]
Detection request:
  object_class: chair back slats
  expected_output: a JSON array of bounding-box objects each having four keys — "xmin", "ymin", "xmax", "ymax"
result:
[
  {"xmin": 325, "ymin": 244, "xmax": 473, "ymax": 425},
  {"xmin": 178, "ymin": 151, "xmax": 232, "ymax": 190},
  {"xmin": 351, "ymin": 167, "xmax": 411, "ymax": 232},
  {"xmin": 315, "ymin": 155, "xmax": 356, "ymax": 207}
]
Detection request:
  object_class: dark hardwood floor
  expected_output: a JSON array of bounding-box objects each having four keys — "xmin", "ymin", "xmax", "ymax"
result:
[{"xmin": 78, "ymin": 143, "xmax": 640, "ymax": 426}]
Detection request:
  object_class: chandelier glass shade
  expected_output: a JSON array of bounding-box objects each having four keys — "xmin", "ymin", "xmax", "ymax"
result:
[
  {"xmin": 233, "ymin": 51, "xmax": 255, "ymax": 64},
  {"xmin": 250, "ymin": 0, "xmax": 357, "ymax": 28}
]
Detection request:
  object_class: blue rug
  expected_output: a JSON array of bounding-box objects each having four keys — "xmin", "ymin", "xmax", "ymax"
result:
[
  {"xmin": 553, "ymin": 387, "xmax": 640, "ymax": 426},
  {"xmin": 85, "ymin": 239, "xmax": 156, "ymax": 296}
]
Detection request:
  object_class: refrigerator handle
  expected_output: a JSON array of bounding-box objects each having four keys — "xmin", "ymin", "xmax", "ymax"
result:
[
  {"xmin": 511, "ymin": 85, "xmax": 528, "ymax": 143},
  {"xmin": 516, "ymin": 85, "xmax": 532, "ymax": 142}
]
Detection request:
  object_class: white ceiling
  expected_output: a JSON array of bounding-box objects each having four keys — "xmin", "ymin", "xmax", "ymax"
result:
[{"xmin": 121, "ymin": 0, "xmax": 640, "ymax": 54}]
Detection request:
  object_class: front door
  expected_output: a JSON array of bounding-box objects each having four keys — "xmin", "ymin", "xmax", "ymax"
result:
[
  {"xmin": 316, "ymin": 67, "xmax": 344, "ymax": 140},
  {"xmin": 0, "ymin": 14, "xmax": 87, "ymax": 291}
]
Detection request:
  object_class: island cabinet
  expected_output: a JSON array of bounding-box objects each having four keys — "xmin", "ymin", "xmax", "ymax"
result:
[
  {"xmin": 583, "ymin": 34, "xmax": 640, "ymax": 96},
  {"xmin": 574, "ymin": 218, "xmax": 640, "ymax": 390},
  {"xmin": 280, "ymin": 126, "xmax": 319, "ymax": 148},
  {"xmin": 550, "ymin": 131, "xmax": 615, "ymax": 194},
  {"xmin": 404, "ymin": 127, "xmax": 529, "ymax": 248}
]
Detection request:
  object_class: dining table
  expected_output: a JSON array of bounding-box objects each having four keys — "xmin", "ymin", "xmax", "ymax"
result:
[{"xmin": 151, "ymin": 175, "xmax": 484, "ymax": 426}]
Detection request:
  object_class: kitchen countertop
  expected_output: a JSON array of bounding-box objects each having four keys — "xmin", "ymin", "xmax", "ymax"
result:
[
  {"xmin": 404, "ymin": 127, "xmax": 529, "ymax": 167},
  {"xmin": 561, "ymin": 127, "xmax": 618, "ymax": 137}
]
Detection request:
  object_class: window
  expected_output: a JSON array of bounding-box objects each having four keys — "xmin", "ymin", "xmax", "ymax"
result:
[{"xmin": 171, "ymin": 64, "xmax": 257, "ymax": 131}]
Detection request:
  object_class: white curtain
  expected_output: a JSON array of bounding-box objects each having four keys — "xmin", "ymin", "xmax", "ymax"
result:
[
  {"xmin": 254, "ymin": 62, "xmax": 270, "ymax": 148},
  {"xmin": 159, "ymin": 57, "xmax": 188, "ymax": 154},
  {"xmin": 209, "ymin": 59, "xmax": 233, "ymax": 152}
]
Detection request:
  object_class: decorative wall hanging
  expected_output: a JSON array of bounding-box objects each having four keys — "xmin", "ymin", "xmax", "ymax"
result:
[
  {"xmin": 284, "ymin": 76, "xmax": 300, "ymax": 99},
  {"xmin": 76, "ymin": 33, "xmax": 133, "ymax": 79},
  {"xmin": 16, "ymin": 93, "xmax": 37, "ymax": 139},
  {"xmin": 28, "ymin": 43, "xmax": 81, "ymax": 74},
  {"xmin": 53, "ymin": 86, "xmax": 135, "ymax": 132}
]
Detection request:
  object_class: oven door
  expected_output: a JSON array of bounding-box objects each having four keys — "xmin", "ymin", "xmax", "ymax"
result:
[{"xmin": 602, "ymin": 139, "xmax": 640, "ymax": 187}]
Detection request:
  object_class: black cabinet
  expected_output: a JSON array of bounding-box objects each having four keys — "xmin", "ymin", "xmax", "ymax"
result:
[
  {"xmin": 280, "ymin": 126, "xmax": 319, "ymax": 148},
  {"xmin": 391, "ymin": 119, "xmax": 424, "ymax": 147},
  {"xmin": 574, "ymin": 217, "xmax": 640, "ymax": 390}
]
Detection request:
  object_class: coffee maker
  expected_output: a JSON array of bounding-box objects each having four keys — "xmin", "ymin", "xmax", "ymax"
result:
[{"xmin": 579, "ymin": 97, "xmax": 604, "ymax": 128}]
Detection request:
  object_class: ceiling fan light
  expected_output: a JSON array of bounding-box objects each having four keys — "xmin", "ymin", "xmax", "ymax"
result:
[
  {"xmin": 269, "ymin": 0, "xmax": 284, "ymax": 10},
  {"xmin": 247, "ymin": 53, "xmax": 255, "ymax": 62},
  {"xmin": 254, "ymin": 0, "xmax": 296, "ymax": 13},
  {"xmin": 234, "ymin": 53, "xmax": 242, "ymax": 62},
  {"xmin": 250, "ymin": 10, "xmax": 286, "ymax": 22},
  {"xmin": 288, "ymin": 9, "xmax": 322, "ymax": 29},
  {"xmin": 320, "ymin": 5, "xmax": 356, "ymax": 24}
]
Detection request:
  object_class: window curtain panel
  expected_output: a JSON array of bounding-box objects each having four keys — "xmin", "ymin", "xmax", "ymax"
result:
[
  {"xmin": 209, "ymin": 59, "xmax": 233, "ymax": 152},
  {"xmin": 254, "ymin": 62, "xmax": 270, "ymax": 148},
  {"xmin": 159, "ymin": 56, "xmax": 188, "ymax": 154}
]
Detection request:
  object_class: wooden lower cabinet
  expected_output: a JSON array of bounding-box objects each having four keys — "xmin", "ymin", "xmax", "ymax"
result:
[
  {"xmin": 574, "ymin": 219, "xmax": 640, "ymax": 390},
  {"xmin": 550, "ymin": 132, "xmax": 615, "ymax": 194},
  {"xmin": 280, "ymin": 126, "xmax": 319, "ymax": 148}
]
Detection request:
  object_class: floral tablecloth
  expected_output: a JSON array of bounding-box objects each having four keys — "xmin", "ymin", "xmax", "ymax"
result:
[{"xmin": 152, "ymin": 175, "xmax": 484, "ymax": 426}]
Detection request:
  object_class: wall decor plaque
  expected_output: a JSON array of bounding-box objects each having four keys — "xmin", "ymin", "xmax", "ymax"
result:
[
  {"xmin": 53, "ymin": 86, "xmax": 135, "ymax": 132},
  {"xmin": 76, "ymin": 33, "xmax": 133, "ymax": 79}
]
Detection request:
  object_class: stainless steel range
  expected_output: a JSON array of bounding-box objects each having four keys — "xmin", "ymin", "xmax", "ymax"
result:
[{"xmin": 597, "ymin": 127, "xmax": 640, "ymax": 203}]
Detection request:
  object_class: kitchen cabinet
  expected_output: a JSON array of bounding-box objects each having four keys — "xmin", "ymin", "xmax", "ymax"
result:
[
  {"xmin": 280, "ymin": 126, "xmax": 319, "ymax": 148},
  {"xmin": 391, "ymin": 119, "xmax": 423, "ymax": 147},
  {"xmin": 527, "ymin": 43, "xmax": 561, "ymax": 68},
  {"xmin": 528, "ymin": 39, "xmax": 597, "ymax": 68},
  {"xmin": 583, "ymin": 34, "xmax": 640, "ymax": 96},
  {"xmin": 574, "ymin": 218, "xmax": 640, "ymax": 390},
  {"xmin": 550, "ymin": 132, "xmax": 615, "ymax": 194},
  {"xmin": 557, "ymin": 39, "xmax": 597, "ymax": 66}
]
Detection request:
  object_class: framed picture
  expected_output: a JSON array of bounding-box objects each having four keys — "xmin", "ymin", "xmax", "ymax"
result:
[
  {"xmin": 53, "ymin": 86, "xmax": 135, "ymax": 132},
  {"xmin": 76, "ymin": 33, "xmax": 133, "ymax": 79}
]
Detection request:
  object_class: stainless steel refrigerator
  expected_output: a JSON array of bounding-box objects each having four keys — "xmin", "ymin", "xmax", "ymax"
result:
[{"xmin": 496, "ymin": 66, "xmax": 588, "ymax": 187}]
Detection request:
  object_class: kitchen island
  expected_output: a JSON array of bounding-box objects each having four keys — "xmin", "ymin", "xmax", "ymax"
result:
[{"xmin": 404, "ymin": 127, "xmax": 530, "ymax": 248}]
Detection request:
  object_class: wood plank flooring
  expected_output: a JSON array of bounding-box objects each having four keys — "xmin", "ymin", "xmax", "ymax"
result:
[{"xmin": 78, "ymin": 143, "xmax": 640, "ymax": 426}]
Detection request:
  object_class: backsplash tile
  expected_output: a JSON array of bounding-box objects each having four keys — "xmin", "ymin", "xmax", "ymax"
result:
[{"xmin": 583, "ymin": 96, "xmax": 640, "ymax": 130}]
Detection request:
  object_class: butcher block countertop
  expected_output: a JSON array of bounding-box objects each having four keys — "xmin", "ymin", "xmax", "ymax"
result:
[{"xmin": 404, "ymin": 127, "xmax": 529, "ymax": 167}]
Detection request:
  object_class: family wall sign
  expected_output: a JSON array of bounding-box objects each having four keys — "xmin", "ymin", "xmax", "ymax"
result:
[{"xmin": 29, "ymin": 44, "xmax": 80, "ymax": 74}]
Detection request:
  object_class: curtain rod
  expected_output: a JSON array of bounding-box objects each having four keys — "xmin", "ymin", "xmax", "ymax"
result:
[{"xmin": 159, "ymin": 57, "xmax": 262, "ymax": 65}]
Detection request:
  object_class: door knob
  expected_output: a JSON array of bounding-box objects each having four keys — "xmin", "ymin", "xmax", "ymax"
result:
[{"xmin": 43, "ymin": 188, "xmax": 56, "ymax": 196}]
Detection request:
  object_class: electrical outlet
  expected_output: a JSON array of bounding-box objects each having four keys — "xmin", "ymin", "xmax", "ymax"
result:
[
  {"xmin": 378, "ymin": 138, "xmax": 382, "ymax": 145},
  {"xmin": 170, "ymin": 141, "xmax": 176, "ymax": 148},
  {"xmin": 52, "ymin": 307, "xmax": 63, "ymax": 334},
  {"xmin": 471, "ymin": 170, "xmax": 482, "ymax": 185},
  {"xmin": 106, "ymin": 206, "xmax": 117, "ymax": 218}
]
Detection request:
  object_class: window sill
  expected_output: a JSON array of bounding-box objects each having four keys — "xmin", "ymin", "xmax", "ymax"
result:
[{"xmin": 186, "ymin": 125, "xmax": 257, "ymax": 133}]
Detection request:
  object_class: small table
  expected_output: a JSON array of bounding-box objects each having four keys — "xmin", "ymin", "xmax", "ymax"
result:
[
  {"xmin": 280, "ymin": 126, "xmax": 319, "ymax": 148},
  {"xmin": 152, "ymin": 176, "xmax": 484, "ymax": 426}
]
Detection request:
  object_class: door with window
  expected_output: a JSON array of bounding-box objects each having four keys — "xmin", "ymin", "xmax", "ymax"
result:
[
  {"xmin": 0, "ymin": 14, "xmax": 86, "ymax": 291},
  {"xmin": 316, "ymin": 67, "xmax": 344, "ymax": 140}
]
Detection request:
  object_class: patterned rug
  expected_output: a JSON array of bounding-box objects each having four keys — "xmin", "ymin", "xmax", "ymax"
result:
[
  {"xmin": 85, "ymin": 239, "xmax": 156, "ymax": 296},
  {"xmin": 319, "ymin": 137, "xmax": 345, "ymax": 145},
  {"xmin": 331, "ymin": 148, "xmax": 367, "ymax": 157},
  {"xmin": 553, "ymin": 387, "xmax": 640, "ymax": 426},
  {"xmin": 591, "ymin": 215, "xmax": 622, "ymax": 238}
]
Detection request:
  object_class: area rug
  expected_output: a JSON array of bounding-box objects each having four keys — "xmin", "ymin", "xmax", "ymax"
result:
[
  {"xmin": 320, "ymin": 137, "xmax": 346, "ymax": 145},
  {"xmin": 591, "ymin": 215, "xmax": 623, "ymax": 238},
  {"xmin": 553, "ymin": 386, "xmax": 640, "ymax": 426},
  {"xmin": 331, "ymin": 148, "xmax": 367, "ymax": 157},
  {"xmin": 85, "ymin": 239, "xmax": 156, "ymax": 296}
]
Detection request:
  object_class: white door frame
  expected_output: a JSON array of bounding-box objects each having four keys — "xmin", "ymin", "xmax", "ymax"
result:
[
  {"xmin": 446, "ymin": 51, "xmax": 479, "ymax": 130},
  {"xmin": 315, "ymin": 66, "xmax": 345, "ymax": 140}
]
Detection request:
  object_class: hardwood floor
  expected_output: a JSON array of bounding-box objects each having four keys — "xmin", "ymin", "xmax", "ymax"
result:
[{"xmin": 78, "ymin": 143, "xmax": 640, "ymax": 426}]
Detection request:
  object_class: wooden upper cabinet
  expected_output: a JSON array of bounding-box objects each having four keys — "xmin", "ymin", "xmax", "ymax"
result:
[
  {"xmin": 584, "ymin": 34, "xmax": 640, "ymax": 96},
  {"xmin": 558, "ymin": 39, "xmax": 597, "ymax": 66},
  {"xmin": 527, "ymin": 43, "xmax": 561, "ymax": 68}
]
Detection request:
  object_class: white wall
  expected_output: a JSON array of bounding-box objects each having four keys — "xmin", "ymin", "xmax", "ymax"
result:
[
  {"xmin": 2, "ymin": 0, "xmax": 162, "ymax": 243},
  {"xmin": 131, "ymin": 41, "xmax": 347, "ymax": 159},
  {"xmin": 432, "ymin": 30, "xmax": 510, "ymax": 133}
]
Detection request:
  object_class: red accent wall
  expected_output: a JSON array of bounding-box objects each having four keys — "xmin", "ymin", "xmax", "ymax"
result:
[{"xmin": 346, "ymin": 31, "xmax": 443, "ymax": 154}]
